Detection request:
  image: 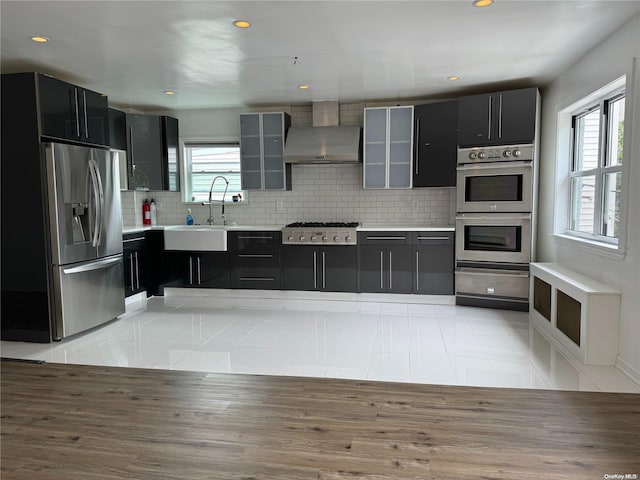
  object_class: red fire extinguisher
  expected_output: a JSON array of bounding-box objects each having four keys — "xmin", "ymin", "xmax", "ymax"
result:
[{"xmin": 142, "ymin": 198, "xmax": 151, "ymax": 225}]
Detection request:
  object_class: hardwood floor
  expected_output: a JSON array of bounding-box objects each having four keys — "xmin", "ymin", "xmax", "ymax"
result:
[{"xmin": 1, "ymin": 359, "xmax": 639, "ymax": 479}]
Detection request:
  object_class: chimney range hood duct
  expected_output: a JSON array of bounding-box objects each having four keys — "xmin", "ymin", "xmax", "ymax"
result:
[{"xmin": 283, "ymin": 101, "xmax": 362, "ymax": 164}]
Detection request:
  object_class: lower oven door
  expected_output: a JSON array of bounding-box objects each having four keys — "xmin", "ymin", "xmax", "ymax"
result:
[
  {"xmin": 455, "ymin": 267, "xmax": 530, "ymax": 310},
  {"xmin": 456, "ymin": 213, "xmax": 531, "ymax": 264}
]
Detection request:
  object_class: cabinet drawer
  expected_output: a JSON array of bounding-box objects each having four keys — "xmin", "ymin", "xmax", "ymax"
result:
[
  {"xmin": 412, "ymin": 231, "xmax": 454, "ymax": 246},
  {"xmin": 358, "ymin": 231, "xmax": 412, "ymax": 245},
  {"xmin": 233, "ymin": 251, "xmax": 281, "ymax": 268},
  {"xmin": 232, "ymin": 265, "xmax": 281, "ymax": 289},
  {"xmin": 229, "ymin": 231, "xmax": 282, "ymax": 250},
  {"xmin": 455, "ymin": 267, "xmax": 529, "ymax": 299}
]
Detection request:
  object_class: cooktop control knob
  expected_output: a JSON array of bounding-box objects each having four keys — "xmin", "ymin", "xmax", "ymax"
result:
[
  {"xmin": 503, "ymin": 149, "xmax": 512, "ymax": 158},
  {"xmin": 311, "ymin": 235, "xmax": 318, "ymax": 242},
  {"xmin": 513, "ymin": 149, "xmax": 521, "ymax": 157},
  {"xmin": 288, "ymin": 235, "xmax": 294, "ymax": 242},
  {"xmin": 469, "ymin": 152, "xmax": 477, "ymax": 160},
  {"xmin": 477, "ymin": 152, "xmax": 486, "ymax": 159},
  {"xmin": 345, "ymin": 235, "xmax": 352, "ymax": 242},
  {"xmin": 299, "ymin": 235, "xmax": 305, "ymax": 242},
  {"xmin": 322, "ymin": 236, "xmax": 328, "ymax": 242},
  {"xmin": 333, "ymin": 235, "xmax": 340, "ymax": 242}
]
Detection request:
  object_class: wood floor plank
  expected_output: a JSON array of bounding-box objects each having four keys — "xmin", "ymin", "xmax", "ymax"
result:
[{"xmin": 1, "ymin": 359, "xmax": 639, "ymax": 479}]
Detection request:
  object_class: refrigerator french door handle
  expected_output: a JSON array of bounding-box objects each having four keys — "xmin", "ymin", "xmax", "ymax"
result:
[{"xmin": 88, "ymin": 159, "xmax": 104, "ymax": 247}]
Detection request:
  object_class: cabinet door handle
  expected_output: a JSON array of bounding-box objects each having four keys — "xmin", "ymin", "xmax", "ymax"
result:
[
  {"xmin": 366, "ymin": 236, "xmax": 406, "ymax": 241},
  {"xmin": 498, "ymin": 94, "xmax": 503, "ymax": 139},
  {"xmin": 188, "ymin": 256, "xmax": 193, "ymax": 285},
  {"xmin": 416, "ymin": 236, "xmax": 451, "ymax": 241},
  {"xmin": 134, "ymin": 251, "xmax": 140, "ymax": 289},
  {"xmin": 237, "ymin": 236, "xmax": 273, "ymax": 240},
  {"xmin": 197, "ymin": 256, "xmax": 201, "ymax": 285},
  {"xmin": 380, "ymin": 250, "xmax": 384, "ymax": 290},
  {"xmin": 313, "ymin": 251, "xmax": 318, "ymax": 289},
  {"xmin": 82, "ymin": 90, "xmax": 89, "ymax": 139},
  {"xmin": 238, "ymin": 254, "xmax": 274, "ymax": 258},
  {"xmin": 416, "ymin": 251, "xmax": 419, "ymax": 292},
  {"xmin": 239, "ymin": 277, "xmax": 274, "ymax": 282},
  {"xmin": 123, "ymin": 237, "xmax": 145, "ymax": 243},
  {"xmin": 488, "ymin": 95, "xmax": 492, "ymax": 140},
  {"xmin": 129, "ymin": 126, "xmax": 136, "ymax": 175},
  {"xmin": 322, "ymin": 251, "xmax": 326, "ymax": 290},
  {"xmin": 414, "ymin": 118, "xmax": 420, "ymax": 176},
  {"xmin": 74, "ymin": 88, "xmax": 80, "ymax": 137},
  {"xmin": 389, "ymin": 251, "xmax": 393, "ymax": 290},
  {"xmin": 129, "ymin": 253, "xmax": 135, "ymax": 290}
]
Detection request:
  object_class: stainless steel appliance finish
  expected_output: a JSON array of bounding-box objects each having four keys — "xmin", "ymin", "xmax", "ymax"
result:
[
  {"xmin": 282, "ymin": 222, "xmax": 359, "ymax": 245},
  {"xmin": 455, "ymin": 266, "xmax": 530, "ymax": 299},
  {"xmin": 456, "ymin": 161, "xmax": 533, "ymax": 213},
  {"xmin": 455, "ymin": 213, "xmax": 531, "ymax": 265},
  {"xmin": 283, "ymin": 102, "xmax": 363, "ymax": 164},
  {"xmin": 45, "ymin": 142, "xmax": 124, "ymax": 340},
  {"xmin": 457, "ymin": 144, "xmax": 534, "ymax": 165}
]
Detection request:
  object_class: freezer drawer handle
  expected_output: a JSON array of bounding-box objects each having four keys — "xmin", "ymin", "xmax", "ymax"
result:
[{"xmin": 63, "ymin": 256, "xmax": 121, "ymax": 274}]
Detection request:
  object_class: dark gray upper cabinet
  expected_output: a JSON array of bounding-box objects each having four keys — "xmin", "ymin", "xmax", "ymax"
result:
[
  {"xmin": 126, "ymin": 114, "xmax": 180, "ymax": 191},
  {"xmin": 108, "ymin": 108, "xmax": 127, "ymax": 151},
  {"xmin": 457, "ymin": 87, "xmax": 538, "ymax": 147},
  {"xmin": 413, "ymin": 100, "xmax": 458, "ymax": 187},
  {"xmin": 37, "ymin": 73, "xmax": 110, "ymax": 147}
]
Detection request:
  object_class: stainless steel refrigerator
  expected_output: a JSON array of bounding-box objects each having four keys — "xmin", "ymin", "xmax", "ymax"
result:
[{"xmin": 44, "ymin": 142, "xmax": 125, "ymax": 339}]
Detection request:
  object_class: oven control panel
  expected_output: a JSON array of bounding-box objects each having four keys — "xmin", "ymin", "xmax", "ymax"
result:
[{"xmin": 457, "ymin": 144, "xmax": 534, "ymax": 165}]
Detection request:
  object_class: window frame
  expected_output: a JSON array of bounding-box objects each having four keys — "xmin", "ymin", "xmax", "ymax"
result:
[
  {"xmin": 565, "ymin": 83, "xmax": 626, "ymax": 247},
  {"xmin": 181, "ymin": 138, "xmax": 247, "ymax": 204}
]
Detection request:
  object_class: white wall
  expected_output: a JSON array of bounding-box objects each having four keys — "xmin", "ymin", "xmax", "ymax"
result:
[{"xmin": 538, "ymin": 14, "xmax": 640, "ymax": 381}]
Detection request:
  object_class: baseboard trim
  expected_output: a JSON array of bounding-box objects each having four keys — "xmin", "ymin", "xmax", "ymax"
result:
[
  {"xmin": 615, "ymin": 356, "xmax": 640, "ymax": 387},
  {"xmin": 162, "ymin": 288, "xmax": 456, "ymax": 305}
]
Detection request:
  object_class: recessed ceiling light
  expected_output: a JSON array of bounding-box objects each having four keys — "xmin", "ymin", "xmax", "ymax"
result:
[
  {"xmin": 298, "ymin": 84, "xmax": 310, "ymax": 90},
  {"xmin": 233, "ymin": 20, "xmax": 251, "ymax": 28},
  {"xmin": 163, "ymin": 90, "xmax": 175, "ymax": 95},
  {"xmin": 473, "ymin": 0, "xmax": 494, "ymax": 7},
  {"xmin": 30, "ymin": 36, "xmax": 49, "ymax": 43},
  {"xmin": 447, "ymin": 76, "xmax": 460, "ymax": 81}
]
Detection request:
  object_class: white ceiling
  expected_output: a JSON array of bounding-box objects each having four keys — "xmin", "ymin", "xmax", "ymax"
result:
[{"xmin": 2, "ymin": 1, "xmax": 639, "ymax": 112}]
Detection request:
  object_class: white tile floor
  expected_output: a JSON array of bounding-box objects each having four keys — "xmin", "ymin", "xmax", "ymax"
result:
[{"xmin": 2, "ymin": 290, "xmax": 639, "ymax": 393}]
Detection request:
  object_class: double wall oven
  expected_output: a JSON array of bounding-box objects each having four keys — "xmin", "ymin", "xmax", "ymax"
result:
[{"xmin": 455, "ymin": 144, "xmax": 536, "ymax": 311}]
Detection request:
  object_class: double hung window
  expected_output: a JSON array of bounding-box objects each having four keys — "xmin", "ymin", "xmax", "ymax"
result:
[
  {"xmin": 569, "ymin": 90, "xmax": 625, "ymax": 244},
  {"xmin": 183, "ymin": 143, "xmax": 244, "ymax": 203}
]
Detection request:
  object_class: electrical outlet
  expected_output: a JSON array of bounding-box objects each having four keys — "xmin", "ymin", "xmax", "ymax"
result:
[{"xmin": 276, "ymin": 200, "xmax": 284, "ymax": 211}]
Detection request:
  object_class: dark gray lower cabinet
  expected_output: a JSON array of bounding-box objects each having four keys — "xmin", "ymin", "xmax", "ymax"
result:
[
  {"xmin": 229, "ymin": 231, "xmax": 282, "ymax": 289},
  {"xmin": 413, "ymin": 232, "xmax": 454, "ymax": 295},
  {"xmin": 123, "ymin": 233, "xmax": 147, "ymax": 297},
  {"xmin": 167, "ymin": 252, "xmax": 230, "ymax": 288},
  {"xmin": 359, "ymin": 245, "xmax": 413, "ymax": 294},
  {"xmin": 283, "ymin": 246, "xmax": 357, "ymax": 292}
]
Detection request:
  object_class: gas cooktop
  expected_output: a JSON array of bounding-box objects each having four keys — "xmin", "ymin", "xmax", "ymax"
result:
[{"xmin": 282, "ymin": 222, "xmax": 359, "ymax": 245}]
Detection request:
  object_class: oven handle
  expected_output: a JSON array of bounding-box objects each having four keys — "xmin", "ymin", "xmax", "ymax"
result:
[
  {"xmin": 455, "ymin": 268, "xmax": 529, "ymax": 278},
  {"xmin": 456, "ymin": 161, "xmax": 532, "ymax": 171},
  {"xmin": 456, "ymin": 213, "xmax": 531, "ymax": 221}
]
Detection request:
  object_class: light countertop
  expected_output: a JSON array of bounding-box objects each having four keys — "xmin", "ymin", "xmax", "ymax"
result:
[{"xmin": 122, "ymin": 224, "xmax": 454, "ymax": 234}]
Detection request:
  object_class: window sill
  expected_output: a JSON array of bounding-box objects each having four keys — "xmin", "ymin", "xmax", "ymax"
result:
[{"xmin": 552, "ymin": 233, "xmax": 625, "ymax": 261}]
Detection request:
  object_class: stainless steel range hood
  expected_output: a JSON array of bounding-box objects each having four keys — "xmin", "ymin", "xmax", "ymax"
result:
[{"xmin": 284, "ymin": 101, "xmax": 362, "ymax": 164}]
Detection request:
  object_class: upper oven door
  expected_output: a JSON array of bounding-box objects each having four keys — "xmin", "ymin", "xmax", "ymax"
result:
[
  {"xmin": 456, "ymin": 213, "xmax": 531, "ymax": 264},
  {"xmin": 457, "ymin": 161, "xmax": 533, "ymax": 213}
]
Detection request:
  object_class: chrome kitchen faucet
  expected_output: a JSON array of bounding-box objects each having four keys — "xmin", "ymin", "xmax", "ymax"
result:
[{"xmin": 202, "ymin": 175, "xmax": 229, "ymax": 225}]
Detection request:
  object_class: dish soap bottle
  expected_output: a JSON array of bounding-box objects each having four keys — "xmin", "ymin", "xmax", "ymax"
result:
[
  {"xmin": 150, "ymin": 198, "xmax": 157, "ymax": 226},
  {"xmin": 186, "ymin": 208, "xmax": 194, "ymax": 225}
]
